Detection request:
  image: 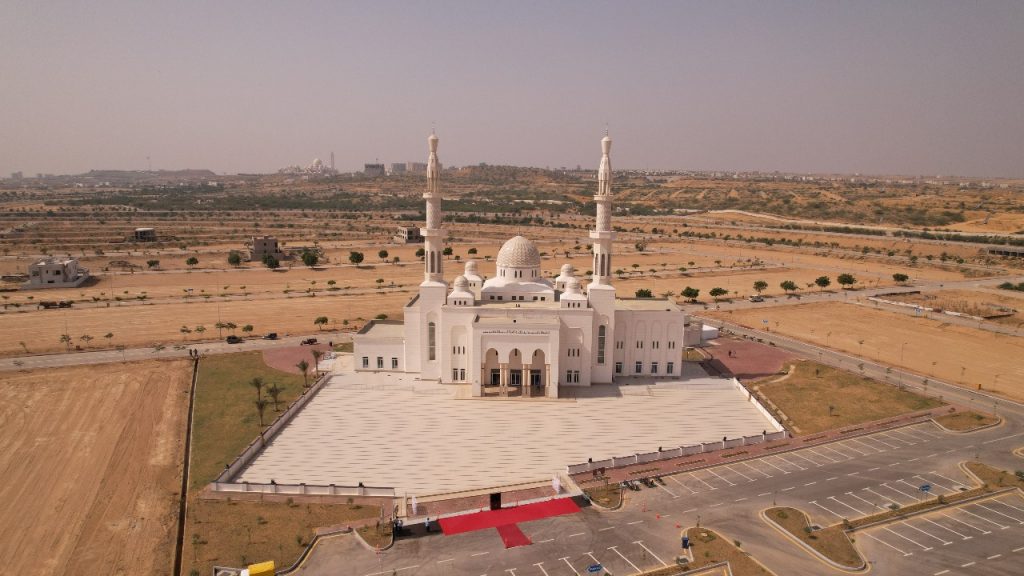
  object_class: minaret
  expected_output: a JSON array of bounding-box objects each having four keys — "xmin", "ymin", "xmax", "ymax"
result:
[
  {"xmin": 590, "ymin": 133, "xmax": 615, "ymax": 285},
  {"xmin": 421, "ymin": 132, "xmax": 445, "ymax": 284}
]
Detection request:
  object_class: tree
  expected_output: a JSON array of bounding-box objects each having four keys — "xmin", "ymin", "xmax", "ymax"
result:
[
  {"xmin": 442, "ymin": 246, "xmax": 453, "ymax": 258},
  {"xmin": 302, "ymin": 250, "xmax": 319, "ymax": 268},
  {"xmin": 146, "ymin": 259, "xmax": 160, "ymax": 269},
  {"xmin": 709, "ymin": 287, "xmax": 728, "ymax": 301},
  {"xmin": 266, "ymin": 383, "xmax": 285, "ymax": 411},
  {"xmin": 79, "ymin": 334, "xmax": 94, "ymax": 348},
  {"xmin": 248, "ymin": 376, "xmax": 264, "ymax": 400},
  {"xmin": 104, "ymin": 332, "xmax": 114, "ymax": 347},
  {"xmin": 227, "ymin": 251, "xmax": 243, "ymax": 267},
  {"xmin": 468, "ymin": 247, "xmax": 478, "ymax": 255},
  {"xmin": 224, "ymin": 322, "xmax": 238, "ymax": 334},
  {"xmin": 215, "ymin": 321, "xmax": 226, "ymax": 338},
  {"xmin": 837, "ymin": 273, "xmax": 857, "ymax": 289},
  {"xmin": 296, "ymin": 359, "xmax": 310, "ymax": 387},
  {"xmin": 186, "ymin": 256, "xmax": 199, "ymax": 269},
  {"xmin": 815, "ymin": 276, "xmax": 831, "ymax": 291},
  {"xmin": 892, "ymin": 273, "xmax": 910, "ymax": 285},
  {"xmin": 254, "ymin": 398, "xmax": 270, "ymax": 427},
  {"xmin": 263, "ymin": 254, "xmax": 280, "ymax": 269},
  {"xmin": 348, "ymin": 251, "xmax": 364, "ymax": 266},
  {"xmin": 314, "ymin": 316, "xmax": 329, "ymax": 330},
  {"xmin": 378, "ymin": 249, "xmax": 389, "ymax": 262},
  {"xmin": 194, "ymin": 325, "xmax": 206, "ymax": 338},
  {"xmin": 242, "ymin": 324, "xmax": 254, "ymax": 335},
  {"xmin": 780, "ymin": 280, "xmax": 798, "ymax": 294},
  {"xmin": 180, "ymin": 325, "xmax": 192, "ymax": 340},
  {"xmin": 634, "ymin": 241, "xmax": 647, "ymax": 252},
  {"xmin": 311, "ymin": 349, "xmax": 324, "ymax": 374},
  {"xmin": 753, "ymin": 280, "xmax": 768, "ymax": 294},
  {"xmin": 415, "ymin": 248, "xmax": 425, "ymax": 259},
  {"xmin": 60, "ymin": 333, "xmax": 72, "ymax": 351},
  {"xmin": 682, "ymin": 286, "xmax": 700, "ymax": 302},
  {"xmin": 635, "ymin": 288, "xmax": 653, "ymax": 298}
]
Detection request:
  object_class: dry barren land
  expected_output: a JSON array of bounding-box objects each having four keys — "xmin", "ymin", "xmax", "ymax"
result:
[{"xmin": 0, "ymin": 359, "xmax": 190, "ymax": 576}]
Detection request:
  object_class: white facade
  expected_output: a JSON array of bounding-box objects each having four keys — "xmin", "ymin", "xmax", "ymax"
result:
[
  {"xmin": 355, "ymin": 133, "xmax": 687, "ymax": 398},
  {"xmin": 24, "ymin": 257, "xmax": 90, "ymax": 289}
]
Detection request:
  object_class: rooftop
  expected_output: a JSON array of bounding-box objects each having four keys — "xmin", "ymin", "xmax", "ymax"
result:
[
  {"xmin": 356, "ymin": 319, "xmax": 405, "ymax": 338},
  {"xmin": 615, "ymin": 297, "xmax": 681, "ymax": 311}
]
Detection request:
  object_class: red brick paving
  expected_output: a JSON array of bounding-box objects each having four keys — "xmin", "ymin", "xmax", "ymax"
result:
[
  {"xmin": 703, "ymin": 336, "xmax": 800, "ymax": 381},
  {"xmin": 262, "ymin": 343, "xmax": 334, "ymax": 374}
]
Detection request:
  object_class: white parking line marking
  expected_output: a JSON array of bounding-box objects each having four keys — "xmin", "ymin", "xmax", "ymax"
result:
[
  {"xmin": 913, "ymin": 475, "xmax": 955, "ymax": 494},
  {"xmin": 902, "ymin": 521, "xmax": 952, "ymax": 546},
  {"xmin": 666, "ymin": 474, "xmax": 697, "ymax": 494},
  {"xmin": 365, "ymin": 566, "xmax": 420, "ymax": 576},
  {"xmin": 928, "ymin": 471, "xmax": 967, "ymax": 490},
  {"xmin": 890, "ymin": 428, "xmax": 922, "ymax": 443},
  {"xmin": 961, "ymin": 562, "xmax": 976, "ymax": 567},
  {"xmin": 472, "ymin": 552, "xmax": 491, "ymax": 556},
  {"xmin": 910, "ymin": 425, "xmax": 943, "ymax": 439},
  {"xmin": 960, "ymin": 508, "xmax": 1009, "ymax": 530},
  {"xmin": 990, "ymin": 498, "xmax": 1024, "ymax": 516},
  {"xmin": 827, "ymin": 477, "xmax": 839, "ymax": 482},
  {"xmin": 758, "ymin": 457, "xmax": 791, "ymax": 474},
  {"xmin": 835, "ymin": 441, "xmax": 867, "ymax": 456},
  {"xmin": 861, "ymin": 531, "xmax": 912, "ymax": 556},
  {"xmin": 819, "ymin": 444, "xmax": 853, "ymax": 461},
  {"xmin": 599, "ymin": 526, "xmax": 615, "ymax": 531},
  {"xmin": 883, "ymin": 526, "xmax": 932, "ymax": 550},
  {"xmin": 850, "ymin": 437, "xmax": 885, "ymax": 453},
  {"xmin": 888, "ymin": 462, "xmax": 902, "ymax": 467},
  {"xmin": 609, "ymin": 546, "xmax": 641, "ymax": 573},
  {"xmin": 569, "ymin": 532, "xmax": 585, "ymax": 537},
  {"xmin": 725, "ymin": 464, "xmax": 755, "ymax": 482},
  {"xmin": 560, "ymin": 557, "xmax": 580, "ymax": 576},
  {"xmin": 988, "ymin": 554, "xmax": 1002, "ymax": 560},
  {"xmin": 735, "ymin": 497, "xmax": 748, "ymax": 502},
  {"xmin": 934, "ymin": 570, "xmax": 949, "ymax": 575},
  {"xmin": 705, "ymin": 467, "xmax": 737, "ymax": 487},
  {"xmin": 657, "ymin": 482, "xmax": 679, "ymax": 498},
  {"xmin": 538, "ymin": 538, "xmax": 554, "ymax": 543},
  {"xmin": 627, "ymin": 520, "xmax": 644, "ymax": 525},
  {"xmin": 689, "ymin": 472, "xmax": 716, "ymax": 490},
  {"xmin": 847, "ymin": 491, "xmax": 884, "ymax": 511},
  {"xmin": 897, "ymin": 479, "xmax": 928, "ymax": 499},
  {"xmin": 634, "ymin": 541, "xmax": 668, "ymax": 567},
  {"xmin": 829, "ymin": 495, "xmax": 866, "ymax": 516},
  {"xmin": 810, "ymin": 500, "xmax": 844, "ymax": 520},
  {"xmin": 921, "ymin": 517, "xmax": 970, "ymax": 540},
  {"xmin": 782, "ymin": 486, "xmax": 795, "ymax": 492},
  {"xmin": 758, "ymin": 492, "xmax": 771, "ymax": 497},
  {"xmin": 585, "ymin": 552, "xmax": 601, "ymax": 565},
  {"xmin": 941, "ymin": 512, "xmax": 990, "ymax": 535},
  {"xmin": 1014, "ymin": 546, "xmax": 1024, "ymax": 552},
  {"xmin": 982, "ymin": 431, "xmax": 1024, "ymax": 444},
  {"xmin": 975, "ymin": 503, "xmax": 1024, "ymax": 524},
  {"xmin": 507, "ymin": 569, "xmax": 518, "ymax": 576},
  {"xmin": 438, "ymin": 559, "xmax": 455, "ymax": 564},
  {"xmin": 868, "ymin": 467, "xmax": 881, "ymax": 472},
  {"xmin": 789, "ymin": 450, "xmax": 823, "ymax": 467},
  {"xmin": 773, "ymin": 454, "xmax": 806, "ymax": 471},
  {"xmin": 534, "ymin": 563, "xmax": 549, "ymax": 576},
  {"xmin": 806, "ymin": 447, "xmax": 838, "ymax": 463},
  {"xmin": 804, "ymin": 481, "xmax": 817, "ymax": 486},
  {"xmin": 862, "ymin": 487, "xmax": 896, "ymax": 508},
  {"xmin": 881, "ymin": 481, "xmax": 921, "ymax": 501},
  {"xmin": 882, "ymin": 430, "xmax": 916, "ymax": 445},
  {"xmin": 871, "ymin": 435, "xmax": 901, "ymax": 449},
  {"xmin": 740, "ymin": 460, "xmax": 772, "ymax": 478}
]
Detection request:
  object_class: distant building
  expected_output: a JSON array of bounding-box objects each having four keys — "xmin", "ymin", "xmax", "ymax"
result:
[
  {"xmin": 24, "ymin": 257, "xmax": 90, "ymax": 289},
  {"xmin": 393, "ymin": 226, "xmax": 424, "ymax": 244},
  {"xmin": 10, "ymin": 172, "xmax": 22, "ymax": 180},
  {"xmin": 364, "ymin": 164, "xmax": 386, "ymax": 177},
  {"xmin": 389, "ymin": 163, "xmax": 407, "ymax": 175},
  {"xmin": 249, "ymin": 236, "xmax": 285, "ymax": 263},
  {"xmin": 406, "ymin": 162, "xmax": 428, "ymax": 174},
  {"xmin": 988, "ymin": 246, "xmax": 1024, "ymax": 259},
  {"xmin": 133, "ymin": 227, "xmax": 157, "ymax": 242}
]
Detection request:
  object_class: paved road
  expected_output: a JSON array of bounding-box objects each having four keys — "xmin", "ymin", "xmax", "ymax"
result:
[{"xmin": 0, "ymin": 331, "xmax": 353, "ymax": 372}]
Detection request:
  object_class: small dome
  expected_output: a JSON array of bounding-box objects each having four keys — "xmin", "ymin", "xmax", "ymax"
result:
[
  {"xmin": 566, "ymin": 277, "xmax": 581, "ymax": 293},
  {"xmin": 464, "ymin": 260, "xmax": 478, "ymax": 273},
  {"xmin": 454, "ymin": 275, "xmax": 469, "ymax": 289},
  {"xmin": 560, "ymin": 263, "xmax": 575, "ymax": 276},
  {"xmin": 496, "ymin": 236, "xmax": 541, "ymax": 268}
]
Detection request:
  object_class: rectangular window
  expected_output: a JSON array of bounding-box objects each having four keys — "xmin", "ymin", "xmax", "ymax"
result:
[
  {"xmin": 376, "ymin": 356, "xmax": 383, "ymax": 369},
  {"xmin": 635, "ymin": 361, "xmax": 642, "ymax": 374},
  {"xmin": 667, "ymin": 362, "xmax": 675, "ymax": 375},
  {"xmin": 459, "ymin": 368, "xmax": 466, "ymax": 380},
  {"xmin": 361, "ymin": 356, "xmax": 369, "ymax": 368},
  {"xmin": 651, "ymin": 362, "xmax": 659, "ymax": 374},
  {"xmin": 453, "ymin": 369, "xmax": 459, "ymax": 381},
  {"xmin": 572, "ymin": 370, "xmax": 580, "ymax": 383},
  {"xmin": 566, "ymin": 370, "xmax": 572, "ymax": 383},
  {"xmin": 615, "ymin": 362, "xmax": 623, "ymax": 374},
  {"xmin": 392, "ymin": 357, "xmax": 398, "ymax": 369},
  {"xmin": 597, "ymin": 325, "xmax": 606, "ymax": 364},
  {"xmin": 428, "ymin": 322, "xmax": 436, "ymax": 361}
]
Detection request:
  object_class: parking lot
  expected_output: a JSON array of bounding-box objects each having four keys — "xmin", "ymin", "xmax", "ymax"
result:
[{"xmin": 857, "ymin": 493, "xmax": 1024, "ymax": 575}]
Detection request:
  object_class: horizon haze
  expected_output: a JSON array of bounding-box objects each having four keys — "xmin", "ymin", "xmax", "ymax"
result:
[{"xmin": 2, "ymin": 1, "xmax": 1023, "ymax": 178}]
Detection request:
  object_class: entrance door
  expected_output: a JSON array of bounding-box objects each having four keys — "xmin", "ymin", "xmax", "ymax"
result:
[
  {"xmin": 490, "ymin": 369, "xmax": 501, "ymax": 385},
  {"xmin": 489, "ymin": 492, "xmax": 502, "ymax": 510},
  {"xmin": 530, "ymin": 370, "xmax": 542, "ymax": 386},
  {"xmin": 510, "ymin": 371, "xmax": 522, "ymax": 386}
]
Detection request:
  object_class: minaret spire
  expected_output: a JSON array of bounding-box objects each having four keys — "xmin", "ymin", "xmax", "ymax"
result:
[
  {"xmin": 422, "ymin": 131, "xmax": 445, "ymax": 284},
  {"xmin": 590, "ymin": 132, "xmax": 615, "ymax": 285}
]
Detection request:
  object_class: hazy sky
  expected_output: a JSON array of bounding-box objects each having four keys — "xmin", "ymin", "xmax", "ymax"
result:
[{"xmin": 3, "ymin": 1, "xmax": 1022, "ymax": 177}]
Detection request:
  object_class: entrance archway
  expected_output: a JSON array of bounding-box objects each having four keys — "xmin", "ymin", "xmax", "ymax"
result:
[
  {"xmin": 482, "ymin": 348, "xmax": 500, "ymax": 390},
  {"xmin": 529, "ymin": 349, "xmax": 547, "ymax": 397}
]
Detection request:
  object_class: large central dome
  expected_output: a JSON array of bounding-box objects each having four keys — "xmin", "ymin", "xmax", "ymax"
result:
[{"xmin": 496, "ymin": 235, "xmax": 541, "ymax": 268}]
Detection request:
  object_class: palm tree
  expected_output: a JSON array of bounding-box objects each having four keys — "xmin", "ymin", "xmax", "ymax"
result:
[
  {"xmin": 266, "ymin": 383, "xmax": 285, "ymax": 411},
  {"xmin": 254, "ymin": 398, "xmax": 270, "ymax": 427},
  {"xmin": 60, "ymin": 333, "xmax": 72, "ymax": 352},
  {"xmin": 195, "ymin": 325, "xmax": 206, "ymax": 338},
  {"xmin": 296, "ymin": 360, "xmax": 310, "ymax": 387},
  {"xmin": 248, "ymin": 377, "xmax": 264, "ymax": 400},
  {"xmin": 311, "ymin": 349, "xmax": 323, "ymax": 375},
  {"xmin": 79, "ymin": 334, "xmax": 94, "ymax": 348}
]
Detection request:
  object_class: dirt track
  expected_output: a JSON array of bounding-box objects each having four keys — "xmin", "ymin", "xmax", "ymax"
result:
[{"xmin": 0, "ymin": 359, "xmax": 190, "ymax": 575}]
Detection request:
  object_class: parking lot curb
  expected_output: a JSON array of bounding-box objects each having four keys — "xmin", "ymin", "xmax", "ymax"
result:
[{"xmin": 758, "ymin": 508, "xmax": 867, "ymax": 573}]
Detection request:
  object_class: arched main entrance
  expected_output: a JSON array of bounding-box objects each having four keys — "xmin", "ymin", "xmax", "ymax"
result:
[{"xmin": 527, "ymin": 349, "xmax": 547, "ymax": 397}]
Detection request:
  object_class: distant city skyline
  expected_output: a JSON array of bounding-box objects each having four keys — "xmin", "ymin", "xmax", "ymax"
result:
[{"xmin": 2, "ymin": 1, "xmax": 1022, "ymax": 178}]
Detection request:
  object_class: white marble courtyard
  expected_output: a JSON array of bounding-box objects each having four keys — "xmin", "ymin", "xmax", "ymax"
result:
[{"xmin": 236, "ymin": 361, "xmax": 777, "ymax": 495}]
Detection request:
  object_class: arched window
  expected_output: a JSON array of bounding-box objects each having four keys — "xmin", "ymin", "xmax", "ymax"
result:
[
  {"xmin": 597, "ymin": 325, "xmax": 606, "ymax": 364},
  {"xmin": 428, "ymin": 322, "xmax": 436, "ymax": 361}
]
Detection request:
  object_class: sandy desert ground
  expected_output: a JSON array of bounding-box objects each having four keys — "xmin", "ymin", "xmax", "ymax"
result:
[
  {"xmin": 709, "ymin": 301, "xmax": 1024, "ymax": 402},
  {"xmin": 0, "ymin": 359, "xmax": 190, "ymax": 576}
]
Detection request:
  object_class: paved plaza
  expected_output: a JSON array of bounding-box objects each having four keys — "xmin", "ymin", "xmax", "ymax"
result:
[{"xmin": 236, "ymin": 360, "xmax": 777, "ymax": 495}]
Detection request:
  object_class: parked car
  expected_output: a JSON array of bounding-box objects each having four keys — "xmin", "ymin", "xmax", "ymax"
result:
[
  {"xmin": 300, "ymin": 337, "xmax": 318, "ymax": 345},
  {"xmin": 226, "ymin": 335, "xmax": 243, "ymax": 344},
  {"xmin": 748, "ymin": 295, "xmax": 764, "ymax": 302},
  {"xmin": 262, "ymin": 332, "xmax": 278, "ymax": 340}
]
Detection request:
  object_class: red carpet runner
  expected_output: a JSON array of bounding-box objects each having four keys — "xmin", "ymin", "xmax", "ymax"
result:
[
  {"xmin": 438, "ymin": 498, "xmax": 580, "ymax": 535},
  {"xmin": 495, "ymin": 524, "xmax": 532, "ymax": 548}
]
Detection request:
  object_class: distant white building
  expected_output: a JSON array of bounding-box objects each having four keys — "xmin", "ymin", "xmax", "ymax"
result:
[
  {"xmin": 356, "ymin": 133, "xmax": 688, "ymax": 398},
  {"xmin": 133, "ymin": 227, "xmax": 157, "ymax": 241},
  {"xmin": 24, "ymin": 257, "xmax": 90, "ymax": 289}
]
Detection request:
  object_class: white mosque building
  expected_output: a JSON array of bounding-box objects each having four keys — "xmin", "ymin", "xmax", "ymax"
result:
[{"xmin": 355, "ymin": 132, "xmax": 690, "ymax": 398}]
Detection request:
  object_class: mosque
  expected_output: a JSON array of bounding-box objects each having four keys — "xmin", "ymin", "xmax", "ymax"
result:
[{"xmin": 355, "ymin": 133, "xmax": 691, "ymax": 398}]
